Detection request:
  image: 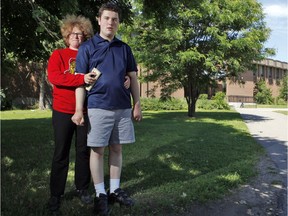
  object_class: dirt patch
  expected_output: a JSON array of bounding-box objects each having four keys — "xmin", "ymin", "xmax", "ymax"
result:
[{"xmin": 183, "ymin": 155, "xmax": 287, "ymax": 216}]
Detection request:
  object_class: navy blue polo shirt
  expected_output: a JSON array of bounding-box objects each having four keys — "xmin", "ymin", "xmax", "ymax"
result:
[{"xmin": 75, "ymin": 34, "xmax": 138, "ymax": 109}]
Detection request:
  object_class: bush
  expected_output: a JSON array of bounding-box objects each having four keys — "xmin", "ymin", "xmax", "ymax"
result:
[
  {"xmin": 140, "ymin": 98, "xmax": 187, "ymax": 111},
  {"xmin": 0, "ymin": 88, "xmax": 12, "ymax": 110},
  {"xmin": 140, "ymin": 93, "xmax": 231, "ymax": 111},
  {"xmin": 196, "ymin": 94, "xmax": 214, "ymax": 110},
  {"xmin": 211, "ymin": 92, "xmax": 230, "ymax": 110},
  {"xmin": 275, "ymin": 97, "xmax": 287, "ymax": 105},
  {"xmin": 279, "ymin": 75, "xmax": 288, "ymax": 101},
  {"xmin": 196, "ymin": 93, "xmax": 230, "ymax": 110}
]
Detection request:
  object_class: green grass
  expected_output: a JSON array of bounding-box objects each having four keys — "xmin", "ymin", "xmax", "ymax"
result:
[
  {"xmin": 244, "ymin": 104, "xmax": 288, "ymax": 108},
  {"xmin": 1, "ymin": 109, "xmax": 264, "ymax": 215},
  {"xmin": 274, "ymin": 110, "xmax": 288, "ymax": 115}
]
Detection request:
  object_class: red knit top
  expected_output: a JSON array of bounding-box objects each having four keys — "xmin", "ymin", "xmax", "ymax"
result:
[{"xmin": 47, "ymin": 48, "xmax": 85, "ymax": 114}]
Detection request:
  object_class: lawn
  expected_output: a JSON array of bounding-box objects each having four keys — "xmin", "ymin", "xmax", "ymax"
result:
[
  {"xmin": 1, "ymin": 109, "xmax": 264, "ymax": 216},
  {"xmin": 274, "ymin": 110, "xmax": 288, "ymax": 115},
  {"xmin": 244, "ymin": 104, "xmax": 288, "ymax": 109}
]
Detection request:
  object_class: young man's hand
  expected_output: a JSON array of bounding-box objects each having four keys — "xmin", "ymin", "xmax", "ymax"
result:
[
  {"xmin": 84, "ymin": 72, "xmax": 98, "ymax": 85},
  {"xmin": 133, "ymin": 102, "xmax": 142, "ymax": 122},
  {"xmin": 71, "ymin": 111, "xmax": 85, "ymax": 126}
]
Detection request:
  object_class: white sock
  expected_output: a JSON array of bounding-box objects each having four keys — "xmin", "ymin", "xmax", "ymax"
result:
[
  {"xmin": 110, "ymin": 179, "xmax": 120, "ymax": 193},
  {"xmin": 94, "ymin": 182, "xmax": 106, "ymax": 197}
]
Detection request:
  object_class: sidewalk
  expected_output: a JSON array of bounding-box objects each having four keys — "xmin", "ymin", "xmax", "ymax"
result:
[
  {"xmin": 235, "ymin": 107, "xmax": 288, "ymax": 183},
  {"xmin": 234, "ymin": 107, "xmax": 287, "ymax": 215}
]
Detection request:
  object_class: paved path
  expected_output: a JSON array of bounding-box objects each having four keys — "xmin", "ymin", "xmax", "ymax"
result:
[
  {"xmin": 235, "ymin": 107, "xmax": 288, "ymax": 215},
  {"xmin": 235, "ymin": 107, "xmax": 288, "ymax": 184}
]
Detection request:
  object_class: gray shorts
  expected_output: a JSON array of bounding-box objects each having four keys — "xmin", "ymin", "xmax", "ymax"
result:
[{"xmin": 87, "ymin": 108, "xmax": 135, "ymax": 147}]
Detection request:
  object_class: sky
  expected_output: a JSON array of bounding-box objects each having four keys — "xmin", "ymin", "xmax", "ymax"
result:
[{"xmin": 258, "ymin": 0, "xmax": 288, "ymax": 62}]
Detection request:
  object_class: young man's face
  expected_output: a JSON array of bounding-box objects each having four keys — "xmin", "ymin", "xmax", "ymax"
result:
[{"xmin": 98, "ymin": 10, "xmax": 119, "ymax": 41}]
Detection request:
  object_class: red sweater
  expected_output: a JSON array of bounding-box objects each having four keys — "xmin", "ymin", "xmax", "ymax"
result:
[{"xmin": 47, "ymin": 48, "xmax": 85, "ymax": 114}]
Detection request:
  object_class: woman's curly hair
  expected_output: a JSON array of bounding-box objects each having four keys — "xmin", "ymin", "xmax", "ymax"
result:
[{"xmin": 60, "ymin": 15, "xmax": 94, "ymax": 47}]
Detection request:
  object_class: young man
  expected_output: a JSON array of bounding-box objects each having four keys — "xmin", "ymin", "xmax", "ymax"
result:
[{"xmin": 72, "ymin": 2, "xmax": 142, "ymax": 215}]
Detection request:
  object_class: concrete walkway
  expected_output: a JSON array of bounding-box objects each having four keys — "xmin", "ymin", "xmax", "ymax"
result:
[
  {"xmin": 234, "ymin": 107, "xmax": 288, "ymax": 184},
  {"xmin": 235, "ymin": 107, "xmax": 288, "ymax": 215}
]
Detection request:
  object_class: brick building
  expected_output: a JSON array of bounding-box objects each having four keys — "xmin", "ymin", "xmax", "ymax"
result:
[
  {"xmin": 226, "ymin": 59, "xmax": 288, "ymax": 103},
  {"xmin": 138, "ymin": 58, "xmax": 288, "ymax": 102}
]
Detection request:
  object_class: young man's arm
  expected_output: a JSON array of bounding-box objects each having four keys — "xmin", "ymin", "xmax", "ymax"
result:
[
  {"xmin": 71, "ymin": 86, "xmax": 86, "ymax": 126},
  {"xmin": 127, "ymin": 71, "xmax": 142, "ymax": 121}
]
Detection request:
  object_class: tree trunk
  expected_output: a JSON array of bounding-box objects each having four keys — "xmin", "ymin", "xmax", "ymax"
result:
[
  {"xmin": 38, "ymin": 63, "xmax": 47, "ymax": 110},
  {"xmin": 189, "ymin": 97, "xmax": 197, "ymax": 117},
  {"xmin": 185, "ymin": 78, "xmax": 198, "ymax": 117}
]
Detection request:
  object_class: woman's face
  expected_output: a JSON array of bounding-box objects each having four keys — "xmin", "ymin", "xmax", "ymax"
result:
[{"xmin": 68, "ymin": 26, "xmax": 84, "ymax": 50}]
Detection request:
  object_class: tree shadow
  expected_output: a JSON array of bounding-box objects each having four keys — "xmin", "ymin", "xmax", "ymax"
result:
[
  {"xmin": 239, "ymin": 113, "xmax": 272, "ymax": 123},
  {"xmin": 144, "ymin": 110, "xmax": 243, "ymax": 122},
  {"xmin": 122, "ymin": 118, "xmax": 260, "ymax": 195},
  {"xmin": 251, "ymin": 135, "xmax": 287, "ymax": 184},
  {"xmin": 1, "ymin": 110, "xmax": 285, "ymax": 215}
]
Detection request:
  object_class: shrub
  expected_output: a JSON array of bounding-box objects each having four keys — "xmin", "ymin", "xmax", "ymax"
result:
[
  {"xmin": 0, "ymin": 88, "xmax": 12, "ymax": 110},
  {"xmin": 140, "ymin": 98, "xmax": 187, "ymax": 111},
  {"xmin": 211, "ymin": 92, "xmax": 230, "ymax": 110},
  {"xmin": 279, "ymin": 75, "xmax": 288, "ymax": 101},
  {"xmin": 140, "ymin": 93, "xmax": 231, "ymax": 111},
  {"xmin": 196, "ymin": 93, "xmax": 230, "ymax": 110},
  {"xmin": 275, "ymin": 97, "xmax": 287, "ymax": 105},
  {"xmin": 196, "ymin": 94, "xmax": 214, "ymax": 110}
]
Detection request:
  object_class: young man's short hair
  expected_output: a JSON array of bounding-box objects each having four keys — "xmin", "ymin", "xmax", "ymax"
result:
[{"xmin": 98, "ymin": 2, "xmax": 122, "ymax": 21}]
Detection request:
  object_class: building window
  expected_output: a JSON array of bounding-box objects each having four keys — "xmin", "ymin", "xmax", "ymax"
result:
[
  {"xmin": 261, "ymin": 65, "xmax": 265, "ymax": 78},
  {"xmin": 269, "ymin": 67, "xmax": 272, "ymax": 78},
  {"xmin": 253, "ymin": 70, "xmax": 257, "ymax": 82},
  {"xmin": 268, "ymin": 67, "xmax": 273, "ymax": 84},
  {"xmin": 276, "ymin": 68, "xmax": 280, "ymax": 79}
]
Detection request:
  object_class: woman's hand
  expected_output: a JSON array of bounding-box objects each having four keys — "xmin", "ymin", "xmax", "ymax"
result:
[{"xmin": 124, "ymin": 75, "xmax": 130, "ymax": 89}]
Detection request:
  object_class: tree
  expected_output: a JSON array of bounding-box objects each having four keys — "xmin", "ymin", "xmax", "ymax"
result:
[
  {"xmin": 254, "ymin": 79, "xmax": 273, "ymax": 104},
  {"xmin": 120, "ymin": 0, "xmax": 274, "ymax": 117},
  {"xmin": 279, "ymin": 75, "xmax": 288, "ymax": 102},
  {"xmin": 1, "ymin": 0, "xmax": 133, "ymax": 109}
]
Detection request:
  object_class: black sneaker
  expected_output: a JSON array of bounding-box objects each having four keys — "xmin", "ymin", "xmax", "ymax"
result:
[
  {"xmin": 77, "ymin": 189, "xmax": 93, "ymax": 204},
  {"xmin": 108, "ymin": 188, "xmax": 134, "ymax": 207},
  {"xmin": 47, "ymin": 196, "xmax": 61, "ymax": 213},
  {"xmin": 94, "ymin": 193, "xmax": 109, "ymax": 216}
]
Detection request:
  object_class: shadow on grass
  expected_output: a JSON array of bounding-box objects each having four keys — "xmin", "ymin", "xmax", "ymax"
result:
[
  {"xmin": 0, "ymin": 111, "xmax": 274, "ymax": 215},
  {"xmin": 113, "ymin": 111, "xmax": 265, "ymax": 215},
  {"xmin": 1, "ymin": 118, "xmax": 55, "ymax": 215},
  {"xmin": 144, "ymin": 110, "xmax": 243, "ymax": 121},
  {"xmin": 123, "ymin": 118, "xmax": 259, "ymax": 189}
]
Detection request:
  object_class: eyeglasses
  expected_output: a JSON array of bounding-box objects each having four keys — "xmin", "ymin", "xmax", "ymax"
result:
[{"xmin": 69, "ymin": 32, "xmax": 84, "ymax": 37}]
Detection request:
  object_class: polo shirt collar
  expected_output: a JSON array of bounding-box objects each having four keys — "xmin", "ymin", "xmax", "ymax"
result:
[{"xmin": 95, "ymin": 33, "xmax": 120, "ymax": 45}]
